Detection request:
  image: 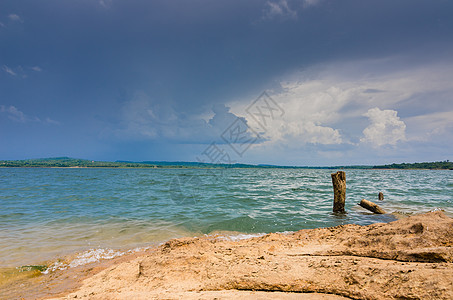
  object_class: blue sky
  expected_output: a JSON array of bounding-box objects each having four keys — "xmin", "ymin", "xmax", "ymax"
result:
[{"xmin": 1, "ymin": 0, "xmax": 452, "ymax": 166}]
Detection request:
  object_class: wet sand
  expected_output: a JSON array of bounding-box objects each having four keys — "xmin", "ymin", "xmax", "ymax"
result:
[{"xmin": 2, "ymin": 211, "xmax": 452, "ymax": 299}]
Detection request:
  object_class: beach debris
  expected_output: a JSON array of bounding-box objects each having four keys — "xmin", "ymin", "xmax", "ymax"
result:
[
  {"xmin": 378, "ymin": 192, "xmax": 384, "ymax": 201},
  {"xmin": 331, "ymin": 171, "xmax": 346, "ymax": 213},
  {"xmin": 359, "ymin": 199, "xmax": 386, "ymax": 214}
]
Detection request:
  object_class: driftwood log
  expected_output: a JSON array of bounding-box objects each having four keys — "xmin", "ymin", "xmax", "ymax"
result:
[
  {"xmin": 331, "ymin": 171, "xmax": 346, "ymax": 213},
  {"xmin": 359, "ymin": 199, "xmax": 386, "ymax": 214}
]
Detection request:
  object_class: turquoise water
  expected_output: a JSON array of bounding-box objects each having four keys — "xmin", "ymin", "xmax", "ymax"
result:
[{"xmin": 0, "ymin": 168, "xmax": 452, "ymax": 268}]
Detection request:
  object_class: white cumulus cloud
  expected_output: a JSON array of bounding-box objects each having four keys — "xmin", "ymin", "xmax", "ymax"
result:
[
  {"xmin": 229, "ymin": 80, "xmax": 348, "ymax": 148},
  {"xmin": 226, "ymin": 57, "xmax": 453, "ymax": 164},
  {"xmin": 361, "ymin": 107, "xmax": 406, "ymax": 147}
]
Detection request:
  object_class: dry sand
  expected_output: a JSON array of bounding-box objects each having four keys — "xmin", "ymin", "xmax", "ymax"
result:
[{"xmin": 4, "ymin": 211, "xmax": 453, "ymax": 299}]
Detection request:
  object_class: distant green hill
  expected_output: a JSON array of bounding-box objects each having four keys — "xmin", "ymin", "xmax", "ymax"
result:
[
  {"xmin": 0, "ymin": 157, "xmax": 156, "ymax": 168},
  {"xmin": 0, "ymin": 157, "xmax": 261, "ymax": 168}
]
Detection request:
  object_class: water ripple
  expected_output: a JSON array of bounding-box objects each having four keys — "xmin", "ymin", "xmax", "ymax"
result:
[{"xmin": 0, "ymin": 168, "xmax": 451, "ymax": 267}]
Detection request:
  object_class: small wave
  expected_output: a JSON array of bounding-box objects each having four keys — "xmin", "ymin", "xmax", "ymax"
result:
[
  {"xmin": 276, "ymin": 230, "xmax": 294, "ymax": 235},
  {"xmin": 216, "ymin": 233, "xmax": 266, "ymax": 241},
  {"xmin": 43, "ymin": 246, "xmax": 150, "ymax": 274},
  {"xmin": 212, "ymin": 230, "xmax": 294, "ymax": 241},
  {"xmin": 43, "ymin": 248, "xmax": 124, "ymax": 274}
]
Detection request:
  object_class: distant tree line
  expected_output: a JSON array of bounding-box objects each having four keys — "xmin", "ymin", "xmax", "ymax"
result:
[
  {"xmin": 0, "ymin": 157, "xmax": 157, "ymax": 168},
  {"xmin": 0, "ymin": 157, "xmax": 451, "ymax": 170},
  {"xmin": 372, "ymin": 160, "xmax": 452, "ymax": 170}
]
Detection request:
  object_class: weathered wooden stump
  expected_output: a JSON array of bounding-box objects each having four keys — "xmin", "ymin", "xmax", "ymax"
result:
[
  {"xmin": 359, "ymin": 199, "xmax": 386, "ymax": 214},
  {"xmin": 378, "ymin": 192, "xmax": 384, "ymax": 201},
  {"xmin": 331, "ymin": 171, "xmax": 346, "ymax": 213}
]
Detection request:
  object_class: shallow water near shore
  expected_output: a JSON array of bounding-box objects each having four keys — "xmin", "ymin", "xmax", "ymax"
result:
[{"xmin": 1, "ymin": 168, "xmax": 452, "ymax": 272}]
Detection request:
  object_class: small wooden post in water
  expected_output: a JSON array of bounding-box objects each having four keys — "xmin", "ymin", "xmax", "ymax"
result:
[
  {"xmin": 331, "ymin": 171, "xmax": 346, "ymax": 213},
  {"xmin": 378, "ymin": 192, "xmax": 384, "ymax": 201}
]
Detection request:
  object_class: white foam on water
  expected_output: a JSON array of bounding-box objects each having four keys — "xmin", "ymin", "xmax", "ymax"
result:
[
  {"xmin": 429, "ymin": 207, "xmax": 445, "ymax": 212},
  {"xmin": 212, "ymin": 231, "xmax": 295, "ymax": 241},
  {"xmin": 42, "ymin": 261, "xmax": 66, "ymax": 274},
  {"xmin": 43, "ymin": 246, "xmax": 151, "ymax": 274},
  {"xmin": 69, "ymin": 248, "xmax": 124, "ymax": 268},
  {"xmin": 276, "ymin": 231, "xmax": 295, "ymax": 235},
  {"xmin": 216, "ymin": 233, "xmax": 267, "ymax": 241}
]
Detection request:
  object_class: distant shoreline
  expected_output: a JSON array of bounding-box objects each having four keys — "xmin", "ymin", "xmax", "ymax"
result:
[
  {"xmin": 0, "ymin": 166, "xmax": 452, "ymax": 170},
  {"xmin": 0, "ymin": 157, "xmax": 452, "ymax": 170}
]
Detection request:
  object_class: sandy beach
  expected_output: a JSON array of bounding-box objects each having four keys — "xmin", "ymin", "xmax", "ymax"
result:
[{"xmin": 2, "ymin": 210, "xmax": 451, "ymax": 299}]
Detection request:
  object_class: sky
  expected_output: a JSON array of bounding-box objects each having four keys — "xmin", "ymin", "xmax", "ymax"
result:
[{"xmin": 1, "ymin": 0, "xmax": 452, "ymax": 166}]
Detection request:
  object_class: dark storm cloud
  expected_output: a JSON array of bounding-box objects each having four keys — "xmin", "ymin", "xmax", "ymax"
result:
[
  {"xmin": 2, "ymin": 0, "xmax": 452, "ymax": 111},
  {"xmin": 1, "ymin": 0, "xmax": 453, "ymax": 162}
]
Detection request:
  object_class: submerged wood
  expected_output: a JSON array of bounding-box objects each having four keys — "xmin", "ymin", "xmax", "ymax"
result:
[
  {"xmin": 331, "ymin": 171, "xmax": 346, "ymax": 213},
  {"xmin": 359, "ymin": 199, "xmax": 386, "ymax": 214}
]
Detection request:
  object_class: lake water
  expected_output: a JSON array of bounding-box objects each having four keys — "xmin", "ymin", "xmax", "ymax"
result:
[{"xmin": 0, "ymin": 168, "xmax": 452, "ymax": 270}]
